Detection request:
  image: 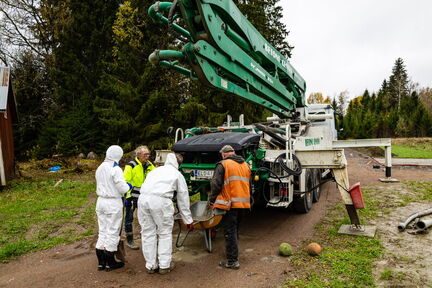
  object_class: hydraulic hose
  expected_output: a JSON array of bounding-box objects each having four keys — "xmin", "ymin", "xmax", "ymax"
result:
[
  {"xmin": 275, "ymin": 153, "xmax": 302, "ymax": 176},
  {"xmin": 148, "ymin": 2, "xmax": 191, "ymax": 39},
  {"xmin": 398, "ymin": 207, "xmax": 432, "ymax": 232},
  {"xmin": 255, "ymin": 123, "xmax": 286, "ymax": 148},
  {"xmin": 167, "ymin": 0, "xmax": 189, "ymax": 43},
  {"xmin": 293, "ymin": 177, "xmax": 334, "ymax": 196},
  {"xmin": 167, "ymin": 0, "xmax": 177, "ymax": 30},
  {"xmin": 254, "ymin": 166, "xmax": 283, "ymax": 205}
]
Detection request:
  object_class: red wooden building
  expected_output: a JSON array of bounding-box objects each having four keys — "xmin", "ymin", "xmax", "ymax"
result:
[{"xmin": 0, "ymin": 66, "xmax": 18, "ymax": 186}]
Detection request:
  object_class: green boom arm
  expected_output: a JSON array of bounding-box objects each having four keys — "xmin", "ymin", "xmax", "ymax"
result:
[{"xmin": 148, "ymin": 0, "xmax": 306, "ymax": 118}]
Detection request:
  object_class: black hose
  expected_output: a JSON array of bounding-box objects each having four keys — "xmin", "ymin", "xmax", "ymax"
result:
[
  {"xmin": 167, "ymin": 0, "xmax": 177, "ymax": 31},
  {"xmin": 167, "ymin": 0, "xmax": 189, "ymax": 43},
  {"xmin": 275, "ymin": 153, "xmax": 302, "ymax": 176},
  {"xmin": 254, "ymin": 123, "xmax": 286, "ymax": 148},
  {"xmin": 253, "ymin": 166, "xmax": 284, "ymax": 205},
  {"xmin": 255, "ymin": 166, "xmax": 334, "ymax": 205},
  {"xmin": 294, "ymin": 177, "xmax": 334, "ymax": 196}
]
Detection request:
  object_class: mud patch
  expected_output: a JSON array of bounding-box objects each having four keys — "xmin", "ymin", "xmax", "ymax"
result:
[
  {"xmin": 49, "ymin": 223, "xmax": 88, "ymax": 238},
  {"xmin": 172, "ymin": 230, "xmax": 213, "ymax": 263},
  {"xmin": 369, "ymin": 184, "xmax": 432, "ymax": 287}
]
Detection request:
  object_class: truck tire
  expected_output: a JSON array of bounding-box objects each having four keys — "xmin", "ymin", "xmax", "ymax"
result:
[
  {"xmin": 312, "ymin": 169, "xmax": 321, "ymax": 203},
  {"xmin": 293, "ymin": 169, "xmax": 313, "ymax": 213}
]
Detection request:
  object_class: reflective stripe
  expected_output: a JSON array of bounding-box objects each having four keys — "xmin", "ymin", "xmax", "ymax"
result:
[
  {"xmin": 231, "ymin": 197, "xmax": 249, "ymax": 203},
  {"xmin": 215, "ymin": 199, "xmax": 231, "ymax": 206},
  {"xmin": 127, "ymin": 160, "xmax": 138, "ymax": 168},
  {"xmin": 126, "ymin": 187, "xmax": 141, "ymax": 198},
  {"xmin": 223, "ymin": 176, "xmax": 250, "ymax": 186}
]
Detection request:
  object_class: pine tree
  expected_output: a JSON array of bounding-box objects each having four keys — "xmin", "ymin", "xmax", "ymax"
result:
[
  {"xmin": 36, "ymin": 0, "xmax": 122, "ymax": 156},
  {"xmin": 12, "ymin": 51, "xmax": 52, "ymax": 159},
  {"xmin": 387, "ymin": 58, "xmax": 409, "ymax": 111}
]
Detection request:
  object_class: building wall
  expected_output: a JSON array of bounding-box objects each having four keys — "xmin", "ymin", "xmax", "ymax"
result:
[{"xmin": 0, "ymin": 102, "xmax": 15, "ymax": 181}]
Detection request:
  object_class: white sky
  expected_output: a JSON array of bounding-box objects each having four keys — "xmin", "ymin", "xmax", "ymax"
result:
[{"xmin": 280, "ymin": 0, "xmax": 432, "ymax": 99}]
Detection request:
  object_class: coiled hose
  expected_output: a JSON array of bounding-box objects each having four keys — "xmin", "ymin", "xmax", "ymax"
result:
[{"xmin": 274, "ymin": 153, "xmax": 302, "ymax": 177}]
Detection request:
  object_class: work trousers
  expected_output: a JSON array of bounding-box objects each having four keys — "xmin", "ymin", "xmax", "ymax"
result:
[
  {"xmin": 221, "ymin": 208, "xmax": 244, "ymax": 263},
  {"xmin": 95, "ymin": 197, "xmax": 123, "ymax": 252},
  {"xmin": 125, "ymin": 196, "xmax": 138, "ymax": 233},
  {"xmin": 138, "ymin": 195, "xmax": 174, "ymax": 270}
]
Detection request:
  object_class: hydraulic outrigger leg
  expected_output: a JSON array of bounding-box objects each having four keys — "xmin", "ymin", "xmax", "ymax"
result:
[{"xmin": 332, "ymin": 168, "xmax": 376, "ymax": 237}]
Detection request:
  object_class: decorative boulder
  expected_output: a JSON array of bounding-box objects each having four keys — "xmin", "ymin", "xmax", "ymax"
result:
[
  {"xmin": 278, "ymin": 242, "xmax": 293, "ymax": 256},
  {"xmin": 87, "ymin": 151, "xmax": 97, "ymax": 160}
]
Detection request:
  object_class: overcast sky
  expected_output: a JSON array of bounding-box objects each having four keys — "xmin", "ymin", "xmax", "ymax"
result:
[{"xmin": 280, "ymin": 0, "xmax": 432, "ymax": 99}]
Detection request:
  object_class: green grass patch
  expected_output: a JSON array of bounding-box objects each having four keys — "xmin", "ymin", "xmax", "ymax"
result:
[
  {"xmin": 281, "ymin": 181, "xmax": 432, "ymax": 287},
  {"xmin": 379, "ymin": 268, "xmax": 408, "ymax": 281},
  {"xmin": 281, "ymin": 204, "xmax": 383, "ymax": 288},
  {"xmin": 0, "ymin": 170, "xmax": 207, "ymax": 262},
  {"xmin": 390, "ymin": 144, "xmax": 432, "ymax": 158},
  {"xmin": 404, "ymin": 181, "xmax": 432, "ymax": 201},
  {"xmin": 380, "ymin": 268, "xmax": 393, "ymax": 280},
  {"xmin": 0, "ymin": 177, "xmax": 97, "ymax": 262}
]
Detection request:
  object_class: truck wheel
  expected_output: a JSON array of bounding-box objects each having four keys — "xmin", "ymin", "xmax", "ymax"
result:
[
  {"xmin": 293, "ymin": 169, "xmax": 313, "ymax": 213},
  {"xmin": 312, "ymin": 169, "xmax": 321, "ymax": 203}
]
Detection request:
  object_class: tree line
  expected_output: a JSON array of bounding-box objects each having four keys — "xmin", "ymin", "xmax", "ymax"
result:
[
  {"xmin": 2, "ymin": 2, "xmax": 431, "ymax": 160},
  {"xmin": 333, "ymin": 58, "xmax": 432, "ymax": 139},
  {"xmin": 1, "ymin": 0, "xmax": 290, "ymax": 159}
]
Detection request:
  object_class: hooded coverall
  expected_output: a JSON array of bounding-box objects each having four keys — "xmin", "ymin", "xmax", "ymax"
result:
[
  {"xmin": 137, "ymin": 153, "xmax": 193, "ymax": 270},
  {"xmin": 124, "ymin": 158, "xmax": 155, "ymax": 234},
  {"xmin": 95, "ymin": 145, "xmax": 131, "ymax": 252}
]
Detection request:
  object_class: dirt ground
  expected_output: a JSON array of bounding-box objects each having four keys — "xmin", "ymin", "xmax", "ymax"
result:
[
  {"xmin": 1, "ymin": 149, "xmax": 432, "ymax": 288},
  {"xmin": 345, "ymin": 149, "xmax": 432, "ymax": 287}
]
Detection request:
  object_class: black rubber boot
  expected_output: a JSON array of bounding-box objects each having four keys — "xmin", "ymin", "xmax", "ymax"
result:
[
  {"xmin": 96, "ymin": 249, "xmax": 106, "ymax": 271},
  {"xmin": 126, "ymin": 233, "xmax": 139, "ymax": 250},
  {"xmin": 105, "ymin": 251, "xmax": 124, "ymax": 271}
]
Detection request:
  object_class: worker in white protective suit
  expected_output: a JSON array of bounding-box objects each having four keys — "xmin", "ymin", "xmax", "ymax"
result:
[
  {"xmin": 95, "ymin": 145, "xmax": 131, "ymax": 271},
  {"xmin": 138, "ymin": 153, "xmax": 194, "ymax": 275}
]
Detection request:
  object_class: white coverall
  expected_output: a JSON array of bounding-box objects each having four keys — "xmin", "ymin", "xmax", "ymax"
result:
[
  {"xmin": 95, "ymin": 145, "xmax": 130, "ymax": 252},
  {"xmin": 138, "ymin": 153, "xmax": 193, "ymax": 270}
]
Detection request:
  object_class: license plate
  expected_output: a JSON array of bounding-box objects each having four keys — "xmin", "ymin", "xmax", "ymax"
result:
[{"xmin": 193, "ymin": 169, "xmax": 214, "ymax": 179}]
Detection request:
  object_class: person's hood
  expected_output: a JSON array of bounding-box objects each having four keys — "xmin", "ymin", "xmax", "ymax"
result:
[
  {"xmin": 105, "ymin": 145, "xmax": 123, "ymax": 163},
  {"xmin": 164, "ymin": 153, "xmax": 178, "ymax": 169},
  {"xmin": 225, "ymin": 154, "xmax": 245, "ymax": 164}
]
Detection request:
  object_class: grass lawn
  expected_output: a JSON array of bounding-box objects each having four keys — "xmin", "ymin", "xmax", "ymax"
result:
[
  {"xmin": 280, "ymin": 180, "xmax": 432, "ymax": 288},
  {"xmin": 280, "ymin": 188, "xmax": 384, "ymax": 288},
  {"xmin": 390, "ymin": 144, "xmax": 432, "ymax": 158},
  {"xmin": 0, "ymin": 176, "xmax": 97, "ymax": 262},
  {"xmin": 390, "ymin": 138, "xmax": 432, "ymax": 158},
  {"xmin": 354, "ymin": 138, "xmax": 432, "ymax": 159},
  {"xmin": 281, "ymin": 217, "xmax": 382, "ymax": 287},
  {"xmin": 0, "ymin": 162, "xmax": 205, "ymax": 263}
]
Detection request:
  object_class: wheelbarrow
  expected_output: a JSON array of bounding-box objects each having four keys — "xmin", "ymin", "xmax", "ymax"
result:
[{"xmin": 175, "ymin": 201, "xmax": 225, "ymax": 252}]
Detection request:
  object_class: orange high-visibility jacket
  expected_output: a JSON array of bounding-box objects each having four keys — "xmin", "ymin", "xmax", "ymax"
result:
[{"xmin": 214, "ymin": 159, "xmax": 251, "ymax": 210}]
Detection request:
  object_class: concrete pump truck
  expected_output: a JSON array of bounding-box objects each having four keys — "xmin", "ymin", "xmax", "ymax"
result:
[{"xmin": 147, "ymin": 0, "xmax": 373, "ymax": 237}]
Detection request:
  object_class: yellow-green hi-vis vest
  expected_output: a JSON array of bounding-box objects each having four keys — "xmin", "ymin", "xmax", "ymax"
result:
[{"xmin": 124, "ymin": 157, "xmax": 155, "ymax": 198}]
